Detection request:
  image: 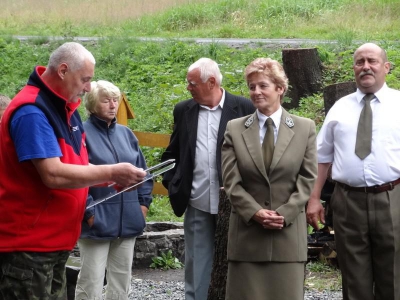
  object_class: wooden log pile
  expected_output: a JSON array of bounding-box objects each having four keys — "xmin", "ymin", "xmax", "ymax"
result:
[{"xmin": 307, "ymin": 228, "xmax": 338, "ymax": 267}]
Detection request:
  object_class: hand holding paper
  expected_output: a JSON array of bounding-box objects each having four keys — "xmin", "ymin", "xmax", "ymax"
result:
[{"xmin": 87, "ymin": 159, "xmax": 175, "ymax": 209}]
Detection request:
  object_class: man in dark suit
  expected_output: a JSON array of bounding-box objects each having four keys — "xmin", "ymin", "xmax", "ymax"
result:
[{"xmin": 161, "ymin": 57, "xmax": 255, "ymax": 300}]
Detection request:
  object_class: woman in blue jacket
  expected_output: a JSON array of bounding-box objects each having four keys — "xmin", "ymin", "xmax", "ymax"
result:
[{"xmin": 75, "ymin": 80, "xmax": 153, "ymax": 299}]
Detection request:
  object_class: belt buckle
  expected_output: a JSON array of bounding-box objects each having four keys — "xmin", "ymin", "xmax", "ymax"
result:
[{"xmin": 389, "ymin": 182, "xmax": 394, "ymax": 190}]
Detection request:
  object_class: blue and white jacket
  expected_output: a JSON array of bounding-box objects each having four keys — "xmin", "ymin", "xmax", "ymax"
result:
[{"xmin": 80, "ymin": 114, "xmax": 153, "ymax": 239}]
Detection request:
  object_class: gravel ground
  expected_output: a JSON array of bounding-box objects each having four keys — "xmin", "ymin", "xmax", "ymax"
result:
[
  {"xmin": 125, "ymin": 279, "xmax": 343, "ymax": 300},
  {"xmin": 128, "ymin": 279, "xmax": 184, "ymax": 299},
  {"xmin": 116, "ymin": 268, "xmax": 343, "ymax": 300}
]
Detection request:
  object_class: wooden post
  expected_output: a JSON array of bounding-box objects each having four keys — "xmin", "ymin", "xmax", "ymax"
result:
[
  {"xmin": 282, "ymin": 48, "xmax": 323, "ymax": 109},
  {"xmin": 132, "ymin": 131, "xmax": 171, "ymax": 148},
  {"xmin": 116, "ymin": 93, "xmax": 135, "ymax": 126}
]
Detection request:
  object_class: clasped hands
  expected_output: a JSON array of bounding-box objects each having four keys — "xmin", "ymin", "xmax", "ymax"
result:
[{"xmin": 252, "ymin": 209, "xmax": 284, "ymax": 229}]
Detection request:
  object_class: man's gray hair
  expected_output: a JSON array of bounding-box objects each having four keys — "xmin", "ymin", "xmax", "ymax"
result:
[
  {"xmin": 188, "ymin": 58, "xmax": 223, "ymax": 85},
  {"xmin": 47, "ymin": 42, "xmax": 95, "ymax": 72}
]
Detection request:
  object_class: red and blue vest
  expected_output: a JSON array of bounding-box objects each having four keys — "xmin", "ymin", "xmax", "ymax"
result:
[{"xmin": 0, "ymin": 66, "xmax": 89, "ymax": 252}]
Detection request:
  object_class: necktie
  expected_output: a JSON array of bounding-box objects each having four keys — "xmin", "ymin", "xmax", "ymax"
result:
[
  {"xmin": 262, "ymin": 118, "xmax": 275, "ymax": 172},
  {"xmin": 355, "ymin": 93, "xmax": 375, "ymax": 159}
]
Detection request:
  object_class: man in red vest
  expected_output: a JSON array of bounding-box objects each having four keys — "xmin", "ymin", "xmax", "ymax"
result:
[{"xmin": 0, "ymin": 42, "xmax": 146, "ymax": 300}]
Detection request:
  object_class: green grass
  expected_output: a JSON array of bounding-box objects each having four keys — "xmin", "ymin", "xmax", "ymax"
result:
[
  {"xmin": 306, "ymin": 261, "xmax": 342, "ymax": 291},
  {"xmin": 1, "ymin": 0, "xmax": 400, "ymax": 41},
  {"xmin": 147, "ymin": 196, "xmax": 183, "ymax": 222}
]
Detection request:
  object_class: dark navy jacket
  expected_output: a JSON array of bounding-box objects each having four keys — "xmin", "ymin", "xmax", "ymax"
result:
[{"xmin": 80, "ymin": 115, "xmax": 153, "ymax": 239}]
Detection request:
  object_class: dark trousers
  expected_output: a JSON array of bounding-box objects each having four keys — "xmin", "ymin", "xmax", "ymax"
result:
[
  {"xmin": 332, "ymin": 184, "xmax": 400, "ymax": 300},
  {"xmin": 0, "ymin": 251, "xmax": 70, "ymax": 300}
]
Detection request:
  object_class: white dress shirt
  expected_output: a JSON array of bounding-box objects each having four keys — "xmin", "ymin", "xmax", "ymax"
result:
[
  {"xmin": 317, "ymin": 83, "xmax": 400, "ymax": 187},
  {"xmin": 257, "ymin": 107, "xmax": 282, "ymax": 145},
  {"xmin": 189, "ymin": 90, "xmax": 225, "ymax": 214}
]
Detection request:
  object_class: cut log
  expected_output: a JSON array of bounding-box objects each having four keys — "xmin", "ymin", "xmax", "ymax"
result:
[
  {"xmin": 320, "ymin": 241, "xmax": 337, "ymax": 258},
  {"xmin": 323, "ymin": 81, "xmax": 357, "ymax": 114},
  {"xmin": 319, "ymin": 241, "xmax": 338, "ymax": 267},
  {"xmin": 282, "ymin": 48, "xmax": 323, "ymax": 109},
  {"xmin": 308, "ymin": 246, "xmax": 324, "ymax": 259}
]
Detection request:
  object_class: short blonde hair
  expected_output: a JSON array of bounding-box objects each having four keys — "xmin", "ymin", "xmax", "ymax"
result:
[
  {"xmin": 245, "ymin": 58, "xmax": 288, "ymax": 101},
  {"xmin": 84, "ymin": 80, "xmax": 121, "ymax": 116}
]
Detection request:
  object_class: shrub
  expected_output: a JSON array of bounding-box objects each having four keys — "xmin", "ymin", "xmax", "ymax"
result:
[{"xmin": 150, "ymin": 250, "xmax": 184, "ymax": 270}]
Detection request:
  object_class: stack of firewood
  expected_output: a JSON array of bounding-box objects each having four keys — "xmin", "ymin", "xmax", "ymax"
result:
[{"xmin": 307, "ymin": 227, "xmax": 338, "ymax": 267}]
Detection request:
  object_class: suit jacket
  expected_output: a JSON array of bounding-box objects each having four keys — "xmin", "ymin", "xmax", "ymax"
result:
[
  {"xmin": 222, "ymin": 109, "xmax": 317, "ymax": 262},
  {"xmin": 161, "ymin": 91, "xmax": 255, "ymax": 217}
]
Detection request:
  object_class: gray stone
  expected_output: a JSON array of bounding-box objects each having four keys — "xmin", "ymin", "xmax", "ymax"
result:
[
  {"xmin": 69, "ymin": 222, "xmax": 185, "ymax": 269},
  {"xmin": 133, "ymin": 222, "xmax": 184, "ymax": 268}
]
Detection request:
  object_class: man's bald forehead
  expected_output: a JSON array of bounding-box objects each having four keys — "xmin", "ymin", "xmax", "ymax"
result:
[{"xmin": 354, "ymin": 43, "xmax": 387, "ymax": 62}]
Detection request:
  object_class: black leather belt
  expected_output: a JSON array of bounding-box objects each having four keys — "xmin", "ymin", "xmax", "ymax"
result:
[{"xmin": 337, "ymin": 178, "xmax": 400, "ymax": 193}]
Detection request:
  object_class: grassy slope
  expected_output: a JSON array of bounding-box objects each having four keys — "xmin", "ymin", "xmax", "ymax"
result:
[{"xmin": 0, "ymin": 0, "xmax": 399, "ymax": 41}]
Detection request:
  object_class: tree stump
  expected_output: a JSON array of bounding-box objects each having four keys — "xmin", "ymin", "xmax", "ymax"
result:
[
  {"xmin": 207, "ymin": 189, "xmax": 230, "ymax": 300},
  {"xmin": 323, "ymin": 81, "xmax": 357, "ymax": 114},
  {"xmin": 282, "ymin": 48, "xmax": 323, "ymax": 109}
]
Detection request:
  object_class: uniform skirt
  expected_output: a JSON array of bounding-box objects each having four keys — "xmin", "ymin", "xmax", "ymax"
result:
[{"xmin": 225, "ymin": 261, "xmax": 305, "ymax": 300}]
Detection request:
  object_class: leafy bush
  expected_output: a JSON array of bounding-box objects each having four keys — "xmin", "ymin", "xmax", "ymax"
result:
[
  {"xmin": 307, "ymin": 222, "xmax": 325, "ymax": 235},
  {"xmin": 147, "ymin": 195, "xmax": 183, "ymax": 222},
  {"xmin": 289, "ymin": 94, "xmax": 325, "ymax": 131},
  {"xmin": 150, "ymin": 250, "xmax": 184, "ymax": 270}
]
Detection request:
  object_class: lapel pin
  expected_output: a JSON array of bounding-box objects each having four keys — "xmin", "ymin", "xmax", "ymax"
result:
[
  {"xmin": 244, "ymin": 115, "xmax": 255, "ymax": 128},
  {"xmin": 285, "ymin": 116, "xmax": 294, "ymax": 128}
]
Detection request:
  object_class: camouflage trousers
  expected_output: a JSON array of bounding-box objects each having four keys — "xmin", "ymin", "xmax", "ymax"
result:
[{"xmin": 0, "ymin": 251, "xmax": 70, "ymax": 300}]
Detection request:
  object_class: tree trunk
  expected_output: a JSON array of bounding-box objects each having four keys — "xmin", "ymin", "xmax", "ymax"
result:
[
  {"xmin": 323, "ymin": 81, "xmax": 357, "ymax": 114},
  {"xmin": 207, "ymin": 189, "xmax": 230, "ymax": 300},
  {"xmin": 282, "ymin": 48, "xmax": 323, "ymax": 109}
]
